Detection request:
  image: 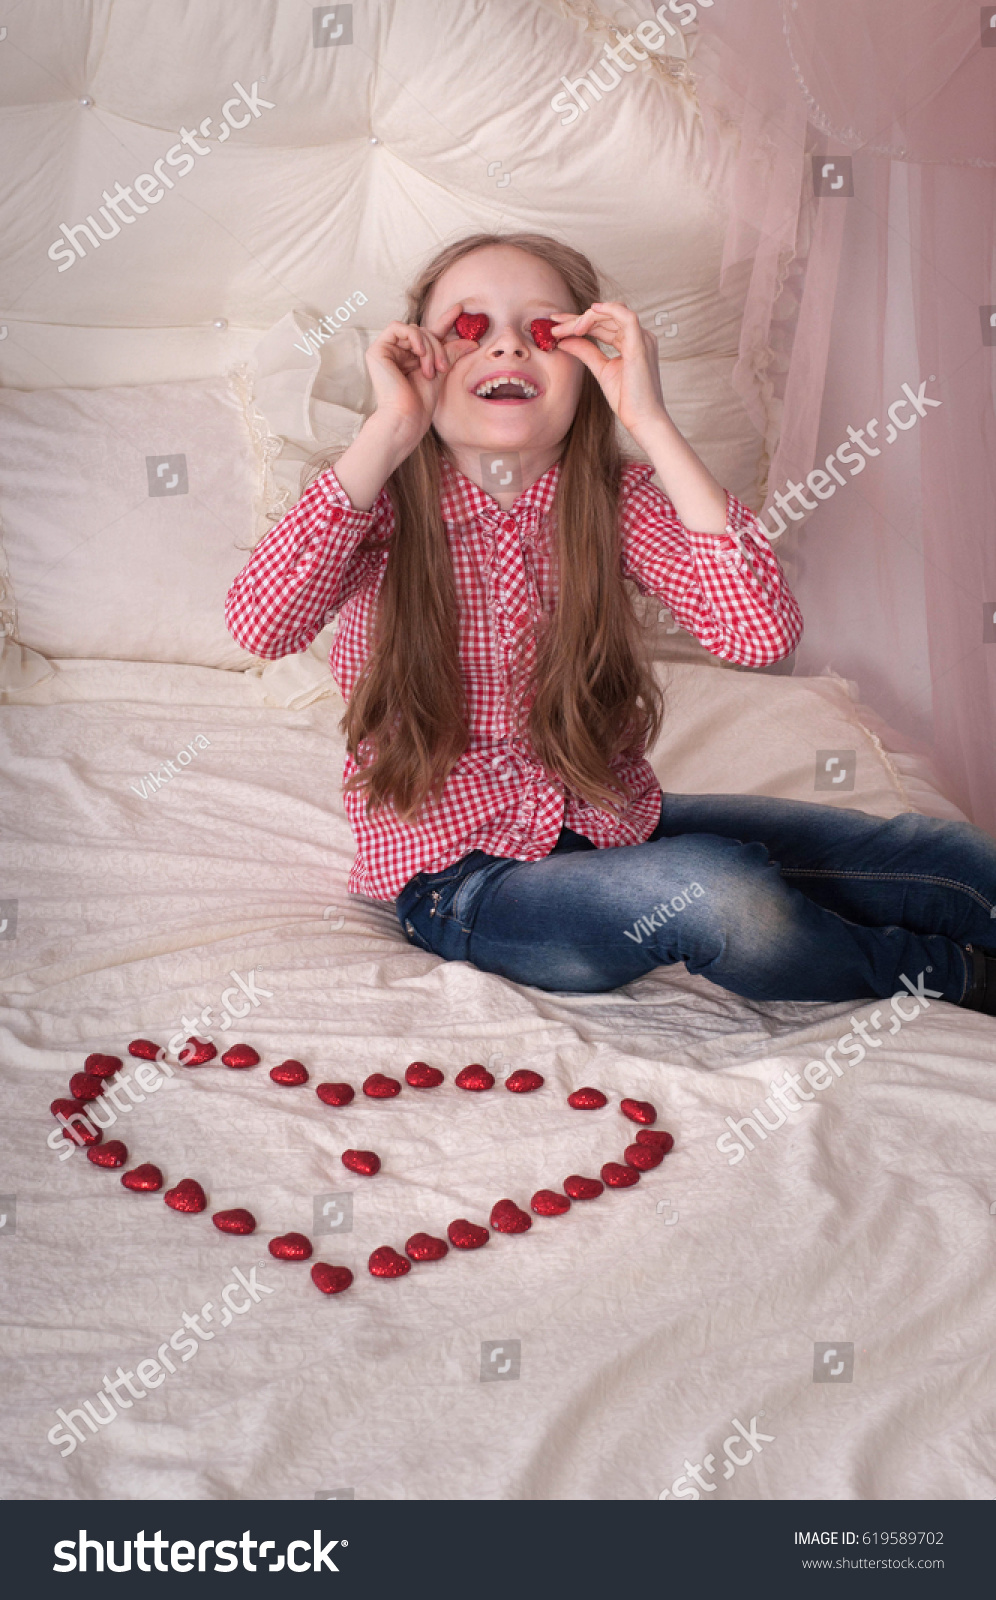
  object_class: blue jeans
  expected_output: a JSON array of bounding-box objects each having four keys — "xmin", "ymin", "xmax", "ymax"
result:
[{"xmin": 395, "ymin": 793, "xmax": 996, "ymax": 1003}]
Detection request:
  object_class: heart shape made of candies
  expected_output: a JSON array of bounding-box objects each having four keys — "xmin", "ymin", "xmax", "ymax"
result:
[{"xmin": 50, "ymin": 1038, "xmax": 674, "ymax": 1297}]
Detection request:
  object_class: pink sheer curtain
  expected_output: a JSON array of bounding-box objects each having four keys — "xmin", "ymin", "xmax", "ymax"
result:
[{"xmin": 691, "ymin": 0, "xmax": 996, "ymax": 830}]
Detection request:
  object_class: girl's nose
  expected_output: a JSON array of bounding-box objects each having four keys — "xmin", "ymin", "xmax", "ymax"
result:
[{"xmin": 488, "ymin": 327, "xmax": 528, "ymax": 359}]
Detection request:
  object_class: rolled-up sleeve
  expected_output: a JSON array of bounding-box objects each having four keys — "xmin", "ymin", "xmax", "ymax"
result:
[
  {"xmin": 620, "ymin": 465, "xmax": 803, "ymax": 667},
  {"xmin": 225, "ymin": 469, "xmax": 393, "ymax": 660}
]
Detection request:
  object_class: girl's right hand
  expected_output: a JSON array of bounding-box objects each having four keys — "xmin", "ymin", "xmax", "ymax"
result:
[{"xmin": 364, "ymin": 306, "xmax": 478, "ymax": 450}]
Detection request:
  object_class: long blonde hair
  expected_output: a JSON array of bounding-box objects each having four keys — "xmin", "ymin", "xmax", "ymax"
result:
[{"xmin": 335, "ymin": 232, "xmax": 663, "ymax": 823}]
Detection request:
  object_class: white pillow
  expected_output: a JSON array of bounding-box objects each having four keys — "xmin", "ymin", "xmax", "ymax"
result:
[{"xmin": 0, "ymin": 375, "xmax": 264, "ymax": 669}]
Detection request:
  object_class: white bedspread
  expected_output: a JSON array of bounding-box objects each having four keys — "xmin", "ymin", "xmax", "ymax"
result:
[{"xmin": 2, "ymin": 659, "xmax": 994, "ymax": 1501}]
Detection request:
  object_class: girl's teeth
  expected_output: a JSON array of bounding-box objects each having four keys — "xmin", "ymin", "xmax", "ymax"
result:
[{"xmin": 475, "ymin": 377, "xmax": 538, "ymax": 398}]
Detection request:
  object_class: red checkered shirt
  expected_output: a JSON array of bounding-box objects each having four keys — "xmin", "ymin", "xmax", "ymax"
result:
[{"xmin": 225, "ymin": 456, "xmax": 803, "ymax": 901}]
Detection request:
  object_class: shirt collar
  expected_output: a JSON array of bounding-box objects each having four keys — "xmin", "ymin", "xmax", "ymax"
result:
[{"xmin": 438, "ymin": 453, "xmax": 561, "ymax": 528}]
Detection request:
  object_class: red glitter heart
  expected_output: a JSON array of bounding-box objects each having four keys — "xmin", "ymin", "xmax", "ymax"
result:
[
  {"xmin": 455, "ymin": 311, "xmax": 488, "ymax": 342},
  {"xmin": 221, "ymin": 1043, "xmax": 259, "ymax": 1070},
  {"xmin": 530, "ymin": 317, "xmax": 558, "ymax": 352},
  {"xmin": 311, "ymin": 1262, "xmax": 354, "ymax": 1295},
  {"xmin": 568, "ymin": 1087, "xmax": 607, "ymax": 1110},
  {"xmin": 363, "ymin": 1073, "xmax": 401, "ymax": 1099},
  {"xmin": 602, "ymin": 1161, "xmax": 640, "ymax": 1188},
  {"xmin": 69, "ymin": 1072, "xmax": 104, "ymax": 1102},
  {"xmin": 341, "ymin": 1149, "xmax": 381, "ymax": 1177},
  {"xmin": 84, "ymin": 1054, "xmax": 122, "ymax": 1078},
  {"xmin": 270, "ymin": 1059, "xmax": 309, "ymax": 1087},
  {"xmin": 121, "ymin": 1163, "xmax": 163, "ymax": 1192},
  {"xmin": 447, "ymin": 1218, "xmax": 489, "ymax": 1250},
  {"xmin": 316, "ymin": 1082, "xmax": 354, "ymax": 1107},
  {"xmin": 212, "ymin": 1208, "xmax": 257, "ymax": 1234},
  {"xmin": 563, "ymin": 1175, "xmax": 603, "ymax": 1200},
  {"xmin": 636, "ymin": 1128, "xmax": 674, "ymax": 1153},
  {"xmin": 51, "ymin": 1097, "xmax": 85, "ymax": 1120},
  {"xmin": 128, "ymin": 1039, "xmax": 164, "ymax": 1061},
  {"xmin": 405, "ymin": 1061, "xmax": 444, "ymax": 1089},
  {"xmin": 505, "ymin": 1070, "xmax": 544, "ymax": 1094},
  {"xmin": 455, "ymin": 1064, "xmax": 494, "ymax": 1092},
  {"xmin": 405, "ymin": 1232, "xmax": 448, "ymax": 1261},
  {"xmin": 621, "ymin": 1098, "xmax": 657, "ymax": 1125},
  {"xmin": 87, "ymin": 1140, "xmax": 128, "ymax": 1168},
  {"xmin": 164, "ymin": 1178, "xmax": 208, "ymax": 1213},
  {"xmin": 56, "ymin": 1114, "xmax": 101, "ymax": 1146},
  {"xmin": 71, "ymin": 1040, "xmax": 673, "ymax": 1297},
  {"xmin": 489, "ymin": 1199, "xmax": 532, "ymax": 1234},
  {"xmin": 369, "ymin": 1246, "xmax": 411, "ymax": 1278},
  {"xmin": 531, "ymin": 1189, "xmax": 571, "ymax": 1216},
  {"xmin": 269, "ymin": 1232, "xmax": 313, "ymax": 1261},
  {"xmin": 624, "ymin": 1141, "xmax": 664, "ymax": 1171},
  {"xmin": 180, "ymin": 1037, "xmax": 217, "ymax": 1067}
]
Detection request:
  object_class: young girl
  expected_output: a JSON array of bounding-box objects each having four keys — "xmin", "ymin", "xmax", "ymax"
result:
[{"xmin": 226, "ymin": 232, "xmax": 996, "ymax": 1015}]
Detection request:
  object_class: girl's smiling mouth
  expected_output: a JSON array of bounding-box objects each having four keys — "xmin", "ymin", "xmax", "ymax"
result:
[{"xmin": 471, "ymin": 369, "xmax": 542, "ymax": 401}]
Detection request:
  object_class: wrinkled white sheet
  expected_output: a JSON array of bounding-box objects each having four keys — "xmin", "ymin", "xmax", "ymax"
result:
[{"xmin": 1, "ymin": 659, "xmax": 993, "ymax": 1501}]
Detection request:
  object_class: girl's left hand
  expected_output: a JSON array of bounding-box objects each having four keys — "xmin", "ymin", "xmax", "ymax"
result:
[{"xmin": 550, "ymin": 302, "xmax": 667, "ymax": 443}]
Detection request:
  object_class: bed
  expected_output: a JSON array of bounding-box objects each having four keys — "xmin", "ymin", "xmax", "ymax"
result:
[{"xmin": 1, "ymin": 0, "xmax": 994, "ymax": 1503}]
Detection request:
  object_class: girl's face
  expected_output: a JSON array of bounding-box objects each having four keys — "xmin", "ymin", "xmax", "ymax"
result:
[{"xmin": 423, "ymin": 245, "xmax": 585, "ymax": 464}]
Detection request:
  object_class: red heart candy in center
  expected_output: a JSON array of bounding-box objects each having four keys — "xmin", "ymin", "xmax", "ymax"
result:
[
  {"xmin": 212, "ymin": 1208, "xmax": 257, "ymax": 1234},
  {"xmin": 455, "ymin": 1064, "xmax": 494, "ymax": 1092},
  {"xmin": 221, "ymin": 1043, "xmax": 260, "ymax": 1069},
  {"xmin": 51, "ymin": 1096, "xmax": 87, "ymax": 1120},
  {"xmin": 269, "ymin": 1232, "xmax": 313, "ymax": 1261},
  {"xmin": 447, "ymin": 1218, "xmax": 489, "ymax": 1250},
  {"xmin": 128, "ymin": 1039, "xmax": 164, "ymax": 1061},
  {"xmin": 505, "ymin": 1070, "xmax": 544, "ymax": 1094},
  {"xmin": 316, "ymin": 1081, "xmax": 354, "ymax": 1106},
  {"xmin": 531, "ymin": 1189, "xmax": 571, "ymax": 1216},
  {"xmin": 563, "ymin": 1175, "xmax": 603, "ymax": 1200},
  {"xmin": 181, "ymin": 1037, "xmax": 217, "ymax": 1067},
  {"xmin": 56, "ymin": 1114, "xmax": 101, "ymax": 1147},
  {"xmin": 311, "ymin": 1262, "xmax": 354, "ymax": 1295},
  {"xmin": 489, "ymin": 1199, "xmax": 532, "ymax": 1234},
  {"xmin": 363, "ymin": 1073, "xmax": 401, "ymax": 1099},
  {"xmin": 405, "ymin": 1061, "xmax": 444, "ymax": 1089},
  {"xmin": 121, "ymin": 1163, "xmax": 163, "ymax": 1192},
  {"xmin": 341, "ymin": 1149, "xmax": 381, "ymax": 1177},
  {"xmin": 601, "ymin": 1161, "xmax": 641, "ymax": 1188},
  {"xmin": 455, "ymin": 312, "xmax": 488, "ymax": 342},
  {"xmin": 270, "ymin": 1059, "xmax": 309, "ymax": 1086},
  {"xmin": 369, "ymin": 1246, "xmax": 411, "ymax": 1278},
  {"xmin": 69, "ymin": 1072, "xmax": 105, "ymax": 1102},
  {"xmin": 624, "ymin": 1142, "xmax": 664, "ymax": 1171},
  {"xmin": 568, "ymin": 1087, "xmax": 607, "ymax": 1110},
  {"xmin": 405, "ymin": 1232, "xmax": 448, "ymax": 1261},
  {"xmin": 88, "ymin": 1140, "xmax": 128, "ymax": 1168},
  {"xmin": 84, "ymin": 1053, "xmax": 122, "ymax": 1078},
  {"xmin": 530, "ymin": 317, "xmax": 557, "ymax": 351},
  {"xmin": 636, "ymin": 1128, "xmax": 674, "ymax": 1152},
  {"xmin": 164, "ymin": 1178, "xmax": 207, "ymax": 1213},
  {"xmin": 621, "ymin": 1097, "xmax": 657, "ymax": 1125}
]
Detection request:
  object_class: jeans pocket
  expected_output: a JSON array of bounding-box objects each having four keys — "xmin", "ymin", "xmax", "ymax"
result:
[{"xmin": 400, "ymin": 913, "xmax": 434, "ymax": 953}]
